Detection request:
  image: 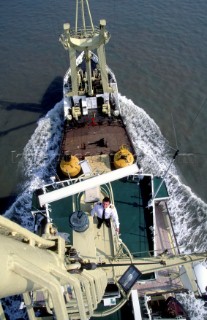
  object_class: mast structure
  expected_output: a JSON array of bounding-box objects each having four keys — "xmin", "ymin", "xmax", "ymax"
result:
[
  {"xmin": 59, "ymin": 0, "xmax": 112, "ymax": 97},
  {"xmin": 0, "ymin": 215, "xmax": 206, "ymax": 319}
]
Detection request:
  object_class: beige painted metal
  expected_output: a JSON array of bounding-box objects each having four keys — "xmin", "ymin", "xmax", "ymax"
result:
[
  {"xmin": 0, "ymin": 236, "xmax": 106, "ymax": 319},
  {"xmin": 0, "ymin": 215, "xmax": 207, "ymax": 319},
  {"xmin": 73, "ymin": 215, "xmax": 97, "ymax": 259},
  {"xmin": 0, "ymin": 234, "xmax": 61, "ymax": 297},
  {"xmin": 60, "ymin": 0, "xmax": 111, "ymax": 96},
  {"xmin": 97, "ymin": 43, "xmax": 113, "ymax": 93},
  {"xmin": 81, "ymin": 271, "xmax": 98, "ymax": 309},
  {"xmin": 0, "ymin": 301, "xmax": 6, "ymax": 320},
  {"xmin": 182, "ymin": 264, "xmax": 199, "ymax": 294},
  {"xmin": 0, "ymin": 215, "xmax": 55, "ymax": 249},
  {"xmin": 102, "ymin": 252, "xmax": 207, "ymax": 277},
  {"xmin": 69, "ymin": 46, "xmax": 78, "ymax": 95},
  {"xmin": 22, "ymin": 293, "xmax": 37, "ymax": 320}
]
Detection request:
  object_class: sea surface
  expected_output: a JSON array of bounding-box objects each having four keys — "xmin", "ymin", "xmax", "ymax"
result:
[{"xmin": 0, "ymin": 0, "xmax": 207, "ymax": 319}]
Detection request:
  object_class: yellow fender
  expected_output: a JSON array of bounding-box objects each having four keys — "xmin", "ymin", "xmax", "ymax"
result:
[
  {"xmin": 114, "ymin": 145, "xmax": 134, "ymax": 169},
  {"xmin": 60, "ymin": 155, "xmax": 81, "ymax": 177}
]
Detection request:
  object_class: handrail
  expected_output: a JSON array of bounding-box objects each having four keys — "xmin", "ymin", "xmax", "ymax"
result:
[{"xmin": 70, "ymin": 26, "xmax": 100, "ymax": 38}]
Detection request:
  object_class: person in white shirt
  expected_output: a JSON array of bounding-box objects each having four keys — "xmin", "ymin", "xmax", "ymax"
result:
[{"xmin": 91, "ymin": 196, "xmax": 119, "ymax": 233}]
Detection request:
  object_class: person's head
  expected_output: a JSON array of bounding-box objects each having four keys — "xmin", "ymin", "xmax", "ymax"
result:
[{"xmin": 102, "ymin": 197, "xmax": 110, "ymax": 208}]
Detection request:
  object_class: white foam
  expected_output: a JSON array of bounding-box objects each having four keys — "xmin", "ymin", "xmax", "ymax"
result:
[
  {"xmin": 4, "ymin": 100, "xmax": 64, "ymax": 229},
  {"xmin": 119, "ymin": 94, "xmax": 207, "ymax": 254},
  {"xmin": 176, "ymin": 292, "xmax": 207, "ymax": 320}
]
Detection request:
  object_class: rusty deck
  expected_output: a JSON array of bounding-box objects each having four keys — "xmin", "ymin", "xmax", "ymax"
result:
[{"xmin": 60, "ymin": 114, "xmax": 134, "ymax": 165}]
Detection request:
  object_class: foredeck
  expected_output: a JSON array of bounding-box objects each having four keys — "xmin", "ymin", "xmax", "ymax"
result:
[{"xmin": 60, "ymin": 113, "xmax": 134, "ymax": 163}]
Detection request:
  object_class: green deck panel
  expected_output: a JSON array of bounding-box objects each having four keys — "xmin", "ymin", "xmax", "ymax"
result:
[
  {"xmin": 153, "ymin": 176, "xmax": 169, "ymax": 200},
  {"xmin": 91, "ymin": 296, "xmax": 135, "ymax": 320},
  {"xmin": 91, "ymin": 303, "xmax": 122, "ymax": 320},
  {"xmin": 49, "ymin": 177, "xmax": 153, "ymax": 259},
  {"xmin": 112, "ymin": 179, "xmax": 150, "ymax": 258}
]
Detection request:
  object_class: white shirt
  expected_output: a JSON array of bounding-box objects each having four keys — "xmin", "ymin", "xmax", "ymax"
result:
[{"xmin": 91, "ymin": 203, "xmax": 119, "ymax": 229}]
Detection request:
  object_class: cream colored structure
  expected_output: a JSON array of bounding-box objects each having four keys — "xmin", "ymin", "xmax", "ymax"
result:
[
  {"xmin": 59, "ymin": 0, "xmax": 112, "ymax": 97},
  {"xmin": 0, "ymin": 214, "xmax": 207, "ymax": 319}
]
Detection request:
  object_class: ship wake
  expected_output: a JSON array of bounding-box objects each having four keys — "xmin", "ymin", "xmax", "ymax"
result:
[
  {"xmin": 119, "ymin": 94, "xmax": 207, "ymax": 254},
  {"xmin": 176, "ymin": 292, "xmax": 207, "ymax": 320},
  {"xmin": 4, "ymin": 95, "xmax": 207, "ymax": 251},
  {"xmin": 4, "ymin": 101, "xmax": 64, "ymax": 230}
]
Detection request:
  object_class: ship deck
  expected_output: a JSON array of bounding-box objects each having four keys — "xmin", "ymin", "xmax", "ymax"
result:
[
  {"xmin": 134, "ymin": 201, "xmax": 183, "ymax": 295},
  {"xmin": 60, "ymin": 112, "xmax": 134, "ymax": 165},
  {"xmin": 46, "ymin": 174, "xmax": 182, "ymax": 294},
  {"xmin": 49, "ymin": 175, "xmax": 154, "ymax": 267}
]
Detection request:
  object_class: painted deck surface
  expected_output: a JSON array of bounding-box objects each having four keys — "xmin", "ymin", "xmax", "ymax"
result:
[
  {"xmin": 48, "ymin": 175, "xmax": 156, "ymax": 287},
  {"xmin": 112, "ymin": 178, "xmax": 151, "ymax": 258},
  {"xmin": 153, "ymin": 176, "xmax": 169, "ymax": 200},
  {"xmin": 49, "ymin": 177, "xmax": 152, "ymax": 261},
  {"xmin": 48, "ymin": 174, "xmax": 183, "ymax": 304}
]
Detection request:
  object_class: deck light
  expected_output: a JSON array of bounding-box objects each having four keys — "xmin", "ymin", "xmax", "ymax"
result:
[{"xmin": 118, "ymin": 265, "xmax": 142, "ymax": 293}]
